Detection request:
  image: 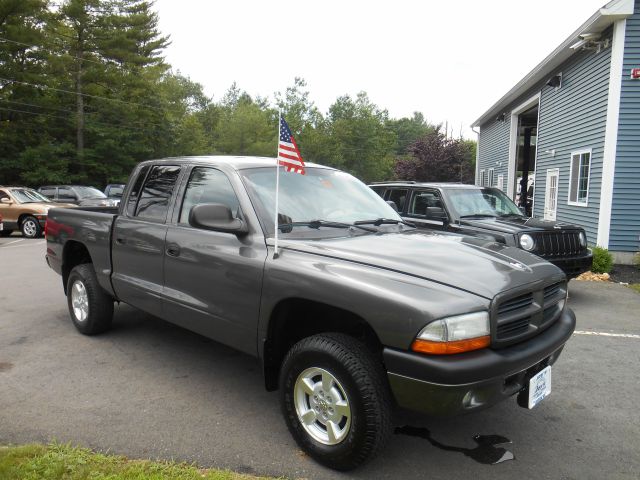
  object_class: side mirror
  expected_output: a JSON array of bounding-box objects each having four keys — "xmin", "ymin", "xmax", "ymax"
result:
[
  {"xmin": 425, "ymin": 206, "xmax": 448, "ymax": 222},
  {"xmin": 189, "ymin": 203, "xmax": 248, "ymax": 234},
  {"xmin": 0, "ymin": 197, "xmax": 13, "ymax": 204},
  {"xmin": 386, "ymin": 200, "xmax": 399, "ymax": 212}
]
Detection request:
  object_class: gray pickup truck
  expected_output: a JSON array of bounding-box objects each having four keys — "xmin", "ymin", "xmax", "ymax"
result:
[{"xmin": 45, "ymin": 156, "xmax": 576, "ymax": 470}]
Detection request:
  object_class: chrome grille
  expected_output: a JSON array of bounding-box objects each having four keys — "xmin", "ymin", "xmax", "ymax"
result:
[
  {"xmin": 493, "ymin": 281, "xmax": 567, "ymax": 346},
  {"xmin": 532, "ymin": 232, "xmax": 582, "ymax": 257}
]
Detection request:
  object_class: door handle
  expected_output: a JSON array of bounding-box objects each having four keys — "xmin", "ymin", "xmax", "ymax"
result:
[
  {"xmin": 115, "ymin": 237, "xmax": 126, "ymax": 245},
  {"xmin": 166, "ymin": 244, "xmax": 181, "ymax": 257}
]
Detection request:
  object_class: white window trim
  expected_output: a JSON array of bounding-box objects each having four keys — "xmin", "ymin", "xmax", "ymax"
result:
[
  {"xmin": 567, "ymin": 148, "xmax": 592, "ymax": 207},
  {"xmin": 507, "ymin": 93, "xmax": 541, "ymax": 199},
  {"xmin": 479, "ymin": 169, "xmax": 485, "ymax": 186},
  {"xmin": 544, "ymin": 168, "xmax": 559, "ymax": 221},
  {"xmin": 488, "ymin": 168, "xmax": 494, "ymax": 187},
  {"xmin": 497, "ymin": 174, "xmax": 504, "ymax": 191}
]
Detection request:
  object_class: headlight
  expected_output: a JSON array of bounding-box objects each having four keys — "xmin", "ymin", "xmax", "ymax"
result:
[
  {"xmin": 411, "ymin": 311, "xmax": 490, "ymax": 355},
  {"xmin": 578, "ymin": 231, "xmax": 586, "ymax": 247},
  {"xmin": 519, "ymin": 234, "xmax": 535, "ymax": 251}
]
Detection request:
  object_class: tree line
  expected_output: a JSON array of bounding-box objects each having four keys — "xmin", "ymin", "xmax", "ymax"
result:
[{"xmin": 0, "ymin": 0, "xmax": 476, "ymax": 188}]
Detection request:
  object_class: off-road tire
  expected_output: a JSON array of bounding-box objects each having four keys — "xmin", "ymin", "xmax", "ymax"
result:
[
  {"xmin": 66, "ymin": 263, "xmax": 114, "ymax": 335},
  {"xmin": 279, "ymin": 333, "xmax": 393, "ymax": 471},
  {"xmin": 20, "ymin": 216, "xmax": 42, "ymax": 238}
]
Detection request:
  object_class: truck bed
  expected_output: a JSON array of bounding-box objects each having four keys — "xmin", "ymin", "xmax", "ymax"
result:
[{"xmin": 45, "ymin": 206, "xmax": 119, "ymax": 296}]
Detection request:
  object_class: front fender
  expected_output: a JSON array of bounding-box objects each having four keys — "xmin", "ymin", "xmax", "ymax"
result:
[{"xmin": 257, "ymin": 246, "xmax": 489, "ymax": 358}]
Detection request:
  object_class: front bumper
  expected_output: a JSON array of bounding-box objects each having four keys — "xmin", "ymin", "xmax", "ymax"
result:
[
  {"xmin": 547, "ymin": 251, "xmax": 593, "ymax": 279},
  {"xmin": 384, "ymin": 307, "xmax": 576, "ymax": 416}
]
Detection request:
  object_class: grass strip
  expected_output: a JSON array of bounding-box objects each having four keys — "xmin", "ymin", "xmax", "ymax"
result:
[{"xmin": 0, "ymin": 443, "xmax": 280, "ymax": 480}]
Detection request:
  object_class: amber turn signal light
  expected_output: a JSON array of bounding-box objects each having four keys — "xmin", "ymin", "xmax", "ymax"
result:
[{"xmin": 411, "ymin": 335, "xmax": 491, "ymax": 355}]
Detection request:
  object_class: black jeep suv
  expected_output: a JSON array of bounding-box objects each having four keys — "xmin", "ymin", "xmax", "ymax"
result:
[{"xmin": 371, "ymin": 182, "xmax": 593, "ymax": 279}]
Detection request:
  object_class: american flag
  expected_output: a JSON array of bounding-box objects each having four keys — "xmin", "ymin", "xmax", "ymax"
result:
[{"xmin": 278, "ymin": 116, "xmax": 305, "ymax": 174}]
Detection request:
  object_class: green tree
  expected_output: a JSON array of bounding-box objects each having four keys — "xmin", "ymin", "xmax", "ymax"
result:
[{"xmin": 326, "ymin": 92, "xmax": 396, "ymax": 182}]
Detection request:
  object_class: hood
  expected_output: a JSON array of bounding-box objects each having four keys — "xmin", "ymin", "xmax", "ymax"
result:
[
  {"xmin": 281, "ymin": 230, "xmax": 563, "ymax": 300},
  {"xmin": 460, "ymin": 216, "xmax": 585, "ymax": 235}
]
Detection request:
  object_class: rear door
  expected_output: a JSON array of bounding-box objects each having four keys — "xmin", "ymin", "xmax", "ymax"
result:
[
  {"xmin": 162, "ymin": 166, "xmax": 267, "ymax": 355},
  {"xmin": 111, "ymin": 164, "xmax": 182, "ymax": 317}
]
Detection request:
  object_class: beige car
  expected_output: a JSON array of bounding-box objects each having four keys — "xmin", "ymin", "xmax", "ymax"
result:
[{"xmin": 0, "ymin": 186, "xmax": 75, "ymax": 238}]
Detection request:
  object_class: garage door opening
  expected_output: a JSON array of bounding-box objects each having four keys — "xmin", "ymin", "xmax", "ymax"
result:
[{"xmin": 515, "ymin": 104, "xmax": 538, "ymax": 217}]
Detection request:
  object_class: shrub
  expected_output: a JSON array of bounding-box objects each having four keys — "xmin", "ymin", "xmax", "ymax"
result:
[
  {"xmin": 633, "ymin": 252, "xmax": 640, "ymax": 269},
  {"xmin": 591, "ymin": 246, "xmax": 613, "ymax": 274}
]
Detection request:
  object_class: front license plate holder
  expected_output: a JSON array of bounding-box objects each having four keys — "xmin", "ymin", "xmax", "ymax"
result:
[{"xmin": 526, "ymin": 365, "xmax": 551, "ymax": 409}]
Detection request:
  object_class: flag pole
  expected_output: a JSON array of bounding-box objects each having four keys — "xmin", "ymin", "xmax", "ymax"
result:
[{"xmin": 274, "ymin": 111, "xmax": 281, "ymax": 259}]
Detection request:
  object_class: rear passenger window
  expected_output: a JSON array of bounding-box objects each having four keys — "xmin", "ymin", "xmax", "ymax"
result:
[
  {"xmin": 126, "ymin": 165, "xmax": 150, "ymax": 216},
  {"xmin": 135, "ymin": 165, "xmax": 181, "ymax": 221},
  {"xmin": 179, "ymin": 168, "xmax": 240, "ymax": 225},
  {"xmin": 40, "ymin": 188, "xmax": 56, "ymax": 198},
  {"xmin": 386, "ymin": 189, "xmax": 408, "ymax": 212}
]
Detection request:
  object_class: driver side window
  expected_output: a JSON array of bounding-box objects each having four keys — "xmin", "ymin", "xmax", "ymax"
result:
[{"xmin": 179, "ymin": 167, "xmax": 240, "ymax": 225}]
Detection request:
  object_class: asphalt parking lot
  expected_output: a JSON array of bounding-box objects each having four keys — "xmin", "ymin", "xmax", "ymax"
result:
[{"xmin": 1, "ymin": 235, "xmax": 639, "ymax": 479}]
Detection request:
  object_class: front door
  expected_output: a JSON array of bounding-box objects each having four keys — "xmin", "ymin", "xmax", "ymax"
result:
[
  {"xmin": 111, "ymin": 164, "xmax": 182, "ymax": 317},
  {"xmin": 544, "ymin": 169, "xmax": 559, "ymax": 221},
  {"xmin": 163, "ymin": 166, "xmax": 267, "ymax": 355}
]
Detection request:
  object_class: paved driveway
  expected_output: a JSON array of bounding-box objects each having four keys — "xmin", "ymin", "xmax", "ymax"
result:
[{"xmin": 1, "ymin": 236, "xmax": 639, "ymax": 479}]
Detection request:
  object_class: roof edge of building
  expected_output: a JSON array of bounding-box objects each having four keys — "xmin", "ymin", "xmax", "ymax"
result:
[{"xmin": 471, "ymin": 0, "xmax": 634, "ymax": 128}]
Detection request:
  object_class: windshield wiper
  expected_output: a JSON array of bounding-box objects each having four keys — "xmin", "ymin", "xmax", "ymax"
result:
[
  {"xmin": 353, "ymin": 218, "xmax": 414, "ymax": 227},
  {"xmin": 459, "ymin": 214, "xmax": 498, "ymax": 219},
  {"xmin": 278, "ymin": 220, "xmax": 377, "ymax": 233}
]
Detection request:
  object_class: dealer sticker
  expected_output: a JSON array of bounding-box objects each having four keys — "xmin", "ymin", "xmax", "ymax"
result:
[{"xmin": 528, "ymin": 366, "xmax": 551, "ymax": 409}]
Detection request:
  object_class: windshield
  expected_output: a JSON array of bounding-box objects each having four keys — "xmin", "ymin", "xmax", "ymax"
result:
[
  {"xmin": 241, "ymin": 167, "xmax": 401, "ymax": 235},
  {"xmin": 11, "ymin": 188, "xmax": 51, "ymax": 203},
  {"xmin": 446, "ymin": 188, "xmax": 523, "ymax": 218},
  {"xmin": 74, "ymin": 186, "xmax": 106, "ymax": 199}
]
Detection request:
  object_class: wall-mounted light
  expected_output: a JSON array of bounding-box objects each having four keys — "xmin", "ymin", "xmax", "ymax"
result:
[
  {"xmin": 495, "ymin": 113, "xmax": 505, "ymax": 123},
  {"xmin": 570, "ymin": 33, "xmax": 610, "ymax": 53},
  {"xmin": 546, "ymin": 73, "xmax": 562, "ymax": 89}
]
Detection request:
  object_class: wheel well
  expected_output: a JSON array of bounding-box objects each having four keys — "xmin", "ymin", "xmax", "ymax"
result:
[
  {"xmin": 262, "ymin": 298, "xmax": 384, "ymax": 391},
  {"xmin": 62, "ymin": 241, "xmax": 93, "ymax": 294},
  {"xmin": 17, "ymin": 213, "xmax": 34, "ymax": 226}
]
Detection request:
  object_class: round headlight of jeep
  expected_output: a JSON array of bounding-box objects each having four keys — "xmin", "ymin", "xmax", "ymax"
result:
[
  {"xmin": 519, "ymin": 234, "xmax": 535, "ymax": 251},
  {"xmin": 578, "ymin": 231, "xmax": 586, "ymax": 247}
]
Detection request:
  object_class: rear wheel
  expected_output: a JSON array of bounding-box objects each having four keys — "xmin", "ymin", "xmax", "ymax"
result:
[
  {"xmin": 66, "ymin": 264, "xmax": 113, "ymax": 335},
  {"xmin": 279, "ymin": 333, "xmax": 392, "ymax": 471},
  {"xmin": 20, "ymin": 216, "xmax": 41, "ymax": 238}
]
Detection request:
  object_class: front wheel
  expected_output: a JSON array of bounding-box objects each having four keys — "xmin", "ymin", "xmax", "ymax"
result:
[
  {"xmin": 21, "ymin": 216, "xmax": 42, "ymax": 238},
  {"xmin": 279, "ymin": 333, "xmax": 392, "ymax": 471}
]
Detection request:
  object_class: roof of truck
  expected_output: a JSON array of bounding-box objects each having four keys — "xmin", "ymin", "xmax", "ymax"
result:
[
  {"xmin": 141, "ymin": 156, "xmax": 330, "ymax": 171},
  {"xmin": 369, "ymin": 181, "xmax": 485, "ymax": 190}
]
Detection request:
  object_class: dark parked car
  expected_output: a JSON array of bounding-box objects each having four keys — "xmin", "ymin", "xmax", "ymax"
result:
[
  {"xmin": 39, "ymin": 185, "xmax": 120, "ymax": 207},
  {"xmin": 45, "ymin": 157, "xmax": 575, "ymax": 470},
  {"xmin": 370, "ymin": 182, "xmax": 593, "ymax": 279},
  {"xmin": 104, "ymin": 183, "xmax": 125, "ymax": 199}
]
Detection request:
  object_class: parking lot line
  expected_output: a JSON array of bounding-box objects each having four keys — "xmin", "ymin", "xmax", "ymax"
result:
[
  {"xmin": 0, "ymin": 240, "xmax": 45, "ymax": 249},
  {"xmin": 0, "ymin": 239, "xmax": 25, "ymax": 247},
  {"xmin": 574, "ymin": 330, "xmax": 640, "ymax": 339}
]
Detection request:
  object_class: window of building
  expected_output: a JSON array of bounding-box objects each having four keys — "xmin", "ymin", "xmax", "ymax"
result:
[
  {"xmin": 179, "ymin": 168, "xmax": 240, "ymax": 225},
  {"xmin": 479, "ymin": 170, "xmax": 486, "ymax": 186},
  {"xmin": 135, "ymin": 165, "xmax": 181, "ymax": 221},
  {"xmin": 497, "ymin": 174, "xmax": 504, "ymax": 191},
  {"xmin": 488, "ymin": 168, "xmax": 495, "ymax": 187},
  {"xmin": 568, "ymin": 150, "xmax": 591, "ymax": 206}
]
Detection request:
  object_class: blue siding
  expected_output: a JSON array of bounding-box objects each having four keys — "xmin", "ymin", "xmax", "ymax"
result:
[
  {"xmin": 611, "ymin": 1, "xmax": 640, "ymax": 252},
  {"xmin": 477, "ymin": 118, "xmax": 510, "ymax": 186},
  {"xmin": 534, "ymin": 43, "xmax": 612, "ymax": 246}
]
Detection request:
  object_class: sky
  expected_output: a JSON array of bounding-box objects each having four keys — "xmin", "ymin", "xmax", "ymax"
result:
[{"xmin": 153, "ymin": 0, "xmax": 607, "ymax": 138}]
